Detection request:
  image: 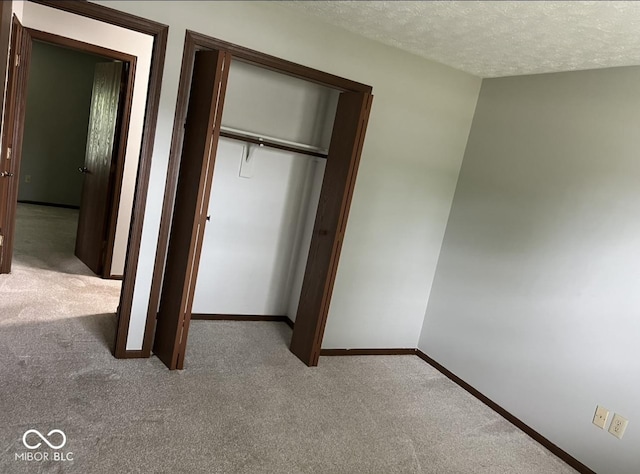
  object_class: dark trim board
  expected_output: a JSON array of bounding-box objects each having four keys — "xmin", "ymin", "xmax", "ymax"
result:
[
  {"xmin": 320, "ymin": 348, "xmax": 415, "ymax": 356},
  {"xmin": 115, "ymin": 349, "xmax": 146, "ymax": 359},
  {"xmin": 191, "ymin": 313, "xmax": 294, "ymax": 329},
  {"xmin": 186, "ymin": 30, "xmax": 372, "ymax": 94},
  {"xmin": 105, "ymin": 274, "xmax": 123, "ymax": 281},
  {"xmin": 414, "ymin": 350, "xmax": 596, "ymax": 474},
  {"xmin": 18, "ymin": 200, "xmax": 80, "ymax": 210}
]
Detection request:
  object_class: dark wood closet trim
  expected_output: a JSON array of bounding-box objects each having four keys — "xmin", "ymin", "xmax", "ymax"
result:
[
  {"xmin": 153, "ymin": 49, "xmax": 231, "ymax": 370},
  {"xmin": 320, "ymin": 348, "xmax": 416, "ymax": 356},
  {"xmin": 186, "ymin": 30, "xmax": 372, "ymax": 94},
  {"xmin": 415, "ymin": 350, "xmax": 595, "ymax": 474},
  {"xmin": 289, "ymin": 92, "xmax": 373, "ymax": 367},
  {"xmin": 191, "ymin": 314, "xmax": 294, "ymax": 328},
  {"xmin": 146, "ymin": 30, "xmax": 373, "ymax": 369},
  {"xmin": 27, "ymin": 27, "xmax": 137, "ymax": 280},
  {"xmin": 142, "ymin": 31, "xmax": 197, "ymax": 357},
  {"xmin": 22, "ymin": 0, "xmax": 169, "ymax": 359},
  {"xmin": 219, "ymin": 130, "xmax": 327, "ymax": 159}
]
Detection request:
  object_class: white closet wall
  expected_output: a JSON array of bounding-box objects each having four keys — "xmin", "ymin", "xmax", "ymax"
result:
[
  {"xmin": 222, "ymin": 61, "xmax": 338, "ymax": 149},
  {"xmin": 191, "ymin": 61, "xmax": 338, "ymax": 318}
]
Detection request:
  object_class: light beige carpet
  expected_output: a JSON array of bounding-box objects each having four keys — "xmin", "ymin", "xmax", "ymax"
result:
[{"xmin": 0, "ymin": 204, "xmax": 578, "ymax": 473}]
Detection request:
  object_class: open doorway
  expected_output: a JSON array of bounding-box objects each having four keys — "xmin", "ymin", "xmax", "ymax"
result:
[
  {"xmin": 15, "ymin": 35, "xmax": 134, "ymax": 279},
  {"xmin": 0, "ymin": 2, "xmax": 168, "ymax": 359}
]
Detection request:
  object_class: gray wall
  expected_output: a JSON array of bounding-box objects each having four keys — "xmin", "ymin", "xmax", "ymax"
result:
[
  {"xmin": 419, "ymin": 67, "xmax": 640, "ymax": 473},
  {"xmin": 18, "ymin": 41, "xmax": 105, "ymax": 206}
]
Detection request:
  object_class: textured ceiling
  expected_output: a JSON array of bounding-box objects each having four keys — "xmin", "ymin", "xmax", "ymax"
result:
[{"xmin": 277, "ymin": 1, "xmax": 640, "ymax": 78}]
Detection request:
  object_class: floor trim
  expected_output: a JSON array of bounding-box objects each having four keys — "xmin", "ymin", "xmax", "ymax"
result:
[
  {"xmin": 415, "ymin": 350, "xmax": 595, "ymax": 474},
  {"xmin": 191, "ymin": 313, "xmax": 294, "ymax": 329},
  {"xmin": 318, "ymin": 346, "xmax": 594, "ymax": 473},
  {"xmin": 320, "ymin": 348, "xmax": 416, "ymax": 356},
  {"xmin": 105, "ymin": 274, "xmax": 124, "ymax": 281},
  {"xmin": 17, "ymin": 200, "xmax": 80, "ymax": 210},
  {"xmin": 116, "ymin": 350, "xmax": 146, "ymax": 359}
]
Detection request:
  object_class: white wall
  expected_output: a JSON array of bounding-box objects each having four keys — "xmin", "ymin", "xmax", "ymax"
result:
[
  {"xmin": 223, "ymin": 60, "xmax": 337, "ymax": 150},
  {"xmin": 419, "ymin": 67, "xmax": 640, "ymax": 474},
  {"xmin": 191, "ymin": 139, "xmax": 322, "ymax": 317},
  {"xmin": 89, "ymin": 1, "xmax": 481, "ymax": 351},
  {"xmin": 22, "ymin": 1, "xmax": 153, "ymax": 276}
]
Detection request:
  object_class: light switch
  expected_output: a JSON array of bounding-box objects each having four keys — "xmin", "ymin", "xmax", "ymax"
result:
[{"xmin": 593, "ymin": 405, "xmax": 609, "ymax": 429}]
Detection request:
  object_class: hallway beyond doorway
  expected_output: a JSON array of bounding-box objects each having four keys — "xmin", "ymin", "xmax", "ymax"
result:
[{"xmin": 1, "ymin": 203, "xmax": 121, "ymax": 345}]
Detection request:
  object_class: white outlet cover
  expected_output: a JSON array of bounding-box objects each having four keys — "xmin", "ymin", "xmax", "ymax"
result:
[
  {"xmin": 593, "ymin": 405, "xmax": 609, "ymax": 429},
  {"xmin": 608, "ymin": 413, "xmax": 629, "ymax": 440}
]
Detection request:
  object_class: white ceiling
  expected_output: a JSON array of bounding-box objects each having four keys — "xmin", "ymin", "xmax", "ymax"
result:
[{"xmin": 278, "ymin": 1, "xmax": 640, "ymax": 78}]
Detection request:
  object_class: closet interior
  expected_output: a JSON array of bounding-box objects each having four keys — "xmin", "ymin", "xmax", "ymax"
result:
[
  {"xmin": 191, "ymin": 60, "xmax": 339, "ymax": 324},
  {"xmin": 153, "ymin": 36, "xmax": 372, "ymax": 370}
]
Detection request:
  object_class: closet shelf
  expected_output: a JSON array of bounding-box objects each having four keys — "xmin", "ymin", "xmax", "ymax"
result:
[{"xmin": 219, "ymin": 126, "xmax": 328, "ymax": 159}]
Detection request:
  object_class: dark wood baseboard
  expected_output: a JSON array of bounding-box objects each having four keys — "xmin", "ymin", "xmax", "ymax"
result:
[
  {"xmin": 318, "ymin": 346, "xmax": 593, "ymax": 473},
  {"xmin": 114, "ymin": 349, "xmax": 146, "ymax": 359},
  {"xmin": 320, "ymin": 348, "xmax": 416, "ymax": 356},
  {"xmin": 415, "ymin": 350, "xmax": 595, "ymax": 474},
  {"xmin": 18, "ymin": 200, "xmax": 80, "ymax": 210},
  {"xmin": 282, "ymin": 317, "xmax": 294, "ymax": 330},
  {"xmin": 191, "ymin": 313, "xmax": 294, "ymax": 329},
  {"xmin": 104, "ymin": 274, "xmax": 124, "ymax": 281}
]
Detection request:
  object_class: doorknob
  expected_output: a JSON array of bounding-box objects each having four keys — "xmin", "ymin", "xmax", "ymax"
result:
[
  {"xmin": 78, "ymin": 167, "xmax": 90, "ymax": 174},
  {"xmin": 0, "ymin": 171, "xmax": 13, "ymax": 178}
]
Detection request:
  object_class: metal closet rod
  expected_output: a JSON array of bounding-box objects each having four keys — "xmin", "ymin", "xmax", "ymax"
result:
[{"xmin": 219, "ymin": 126, "xmax": 328, "ymax": 159}]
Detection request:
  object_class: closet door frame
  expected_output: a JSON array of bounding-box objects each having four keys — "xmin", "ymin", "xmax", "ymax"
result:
[{"xmin": 148, "ymin": 30, "xmax": 373, "ymax": 368}]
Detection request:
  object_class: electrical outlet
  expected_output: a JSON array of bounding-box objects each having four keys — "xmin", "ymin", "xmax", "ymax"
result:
[
  {"xmin": 593, "ymin": 405, "xmax": 609, "ymax": 429},
  {"xmin": 608, "ymin": 413, "xmax": 629, "ymax": 440},
  {"xmin": 24, "ymin": 174, "xmax": 31, "ymax": 183}
]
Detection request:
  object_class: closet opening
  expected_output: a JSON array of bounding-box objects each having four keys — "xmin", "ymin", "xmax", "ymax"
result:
[{"xmin": 149, "ymin": 31, "xmax": 373, "ymax": 370}]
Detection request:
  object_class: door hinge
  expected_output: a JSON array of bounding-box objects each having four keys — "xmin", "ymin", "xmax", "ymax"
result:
[
  {"xmin": 6, "ymin": 147, "xmax": 11, "ymax": 160},
  {"xmin": 0, "ymin": 234, "xmax": 3, "ymax": 247},
  {"xmin": 15, "ymin": 55, "xmax": 20, "ymax": 68}
]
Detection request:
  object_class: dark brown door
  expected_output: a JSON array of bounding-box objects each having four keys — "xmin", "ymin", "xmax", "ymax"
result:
[
  {"xmin": 154, "ymin": 50, "xmax": 230, "ymax": 370},
  {"xmin": 75, "ymin": 61, "xmax": 125, "ymax": 275},
  {"xmin": 290, "ymin": 91, "xmax": 373, "ymax": 366},
  {"xmin": 0, "ymin": 16, "xmax": 29, "ymax": 274}
]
